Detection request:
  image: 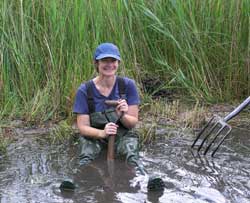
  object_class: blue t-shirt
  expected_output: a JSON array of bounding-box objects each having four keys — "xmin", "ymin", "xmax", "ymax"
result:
[{"xmin": 73, "ymin": 77, "xmax": 140, "ymax": 114}]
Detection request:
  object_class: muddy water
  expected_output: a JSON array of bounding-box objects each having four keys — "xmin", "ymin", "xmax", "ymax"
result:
[{"xmin": 0, "ymin": 127, "xmax": 250, "ymax": 203}]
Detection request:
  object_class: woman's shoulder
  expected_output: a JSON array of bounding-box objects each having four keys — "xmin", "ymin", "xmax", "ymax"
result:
[
  {"xmin": 119, "ymin": 76, "xmax": 136, "ymax": 86},
  {"xmin": 77, "ymin": 80, "xmax": 93, "ymax": 93}
]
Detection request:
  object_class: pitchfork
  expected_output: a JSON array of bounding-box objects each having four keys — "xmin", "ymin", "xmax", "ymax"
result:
[{"xmin": 191, "ymin": 96, "xmax": 250, "ymax": 157}]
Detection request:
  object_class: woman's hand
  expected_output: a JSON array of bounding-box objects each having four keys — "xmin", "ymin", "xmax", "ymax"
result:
[
  {"xmin": 116, "ymin": 99, "xmax": 128, "ymax": 116},
  {"xmin": 100, "ymin": 122, "xmax": 119, "ymax": 138}
]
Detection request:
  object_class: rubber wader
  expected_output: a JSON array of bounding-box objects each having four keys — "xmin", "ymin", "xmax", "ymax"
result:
[{"xmin": 78, "ymin": 109, "xmax": 143, "ymax": 170}]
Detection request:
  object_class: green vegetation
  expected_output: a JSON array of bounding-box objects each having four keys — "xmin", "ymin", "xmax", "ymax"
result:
[
  {"xmin": 1, "ymin": 0, "xmax": 249, "ymax": 123},
  {"xmin": 49, "ymin": 120, "xmax": 75, "ymax": 144},
  {"xmin": 138, "ymin": 99, "xmax": 207, "ymax": 143},
  {"xmin": 0, "ymin": 134, "xmax": 10, "ymax": 154},
  {"xmin": 0, "ymin": 124, "xmax": 14, "ymax": 153}
]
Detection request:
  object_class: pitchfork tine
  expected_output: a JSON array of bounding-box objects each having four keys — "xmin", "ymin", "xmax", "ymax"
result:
[
  {"xmin": 191, "ymin": 116, "xmax": 215, "ymax": 148},
  {"xmin": 211, "ymin": 126, "xmax": 232, "ymax": 157},
  {"xmin": 203, "ymin": 124, "xmax": 226, "ymax": 155},
  {"xmin": 197, "ymin": 121, "xmax": 219, "ymax": 152}
]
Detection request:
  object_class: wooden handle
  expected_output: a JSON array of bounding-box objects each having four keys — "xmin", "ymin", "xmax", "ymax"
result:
[
  {"xmin": 107, "ymin": 135, "xmax": 115, "ymax": 160},
  {"xmin": 105, "ymin": 100, "xmax": 119, "ymax": 107},
  {"xmin": 106, "ymin": 102, "xmax": 123, "ymax": 161}
]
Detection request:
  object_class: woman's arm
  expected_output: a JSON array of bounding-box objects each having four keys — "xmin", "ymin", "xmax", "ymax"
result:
[{"xmin": 116, "ymin": 100, "xmax": 139, "ymax": 129}]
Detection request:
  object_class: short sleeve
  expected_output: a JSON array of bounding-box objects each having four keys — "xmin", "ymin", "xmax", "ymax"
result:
[
  {"xmin": 126, "ymin": 78, "xmax": 140, "ymax": 105},
  {"xmin": 73, "ymin": 84, "xmax": 89, "ymax": 114}
]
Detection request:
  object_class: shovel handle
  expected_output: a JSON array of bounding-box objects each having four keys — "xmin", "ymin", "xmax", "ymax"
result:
[
  {"xmin": 223, "ymin": 96, "xmax": 250, "ymax": 122},
  {"xmin": 106, "ymin": 112, "xmax": 124, "ymax": 161},
  {"xmin": 107, "ymin": 135, "xmax": 115, "ymax": 160},
  {"xmin": 105, "ymin": 100, "xmax": 119, "ymax": 107}
]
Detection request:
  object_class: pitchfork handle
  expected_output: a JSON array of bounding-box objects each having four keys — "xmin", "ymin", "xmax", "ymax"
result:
[{"xmin": 223, "ymin": 96, "xmax": 250, "ymax": 122}]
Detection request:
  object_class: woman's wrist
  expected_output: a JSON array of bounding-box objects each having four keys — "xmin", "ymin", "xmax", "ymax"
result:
[
  {"xmin": 116, "ymin": 110, "xmax": 122, "ymax": 117},
  {"xmin": 119, "ymin": 112, "xmax": 125, "ymax": 120},
  {"xmin": 116, "ymin": 111, "xmax": 125, "ymax": 122},
  {"xmin": 98, "ymin": 130, "xmax": 106, "ymax": 138}
]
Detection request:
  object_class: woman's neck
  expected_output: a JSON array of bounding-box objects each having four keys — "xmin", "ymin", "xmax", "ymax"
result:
[
  {"xmin": 94, "ymin": 75, "xmax": 116, "ymax": 88},
  {"xmin": 93, "ymin": 75, "xmax": 116, "ymax": 97}
]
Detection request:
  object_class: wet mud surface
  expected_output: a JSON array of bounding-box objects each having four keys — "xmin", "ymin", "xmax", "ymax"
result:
[{"xmin": 0, "ymin": 125, "xmax": 250, "ymax": 203}]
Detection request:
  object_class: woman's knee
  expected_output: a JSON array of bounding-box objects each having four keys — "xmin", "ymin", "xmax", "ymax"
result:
[{"xmin": 78, "ymin": 137, "xmax": 102, "ymax": 163}]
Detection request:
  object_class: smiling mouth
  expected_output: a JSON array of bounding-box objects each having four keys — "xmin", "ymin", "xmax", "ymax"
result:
[{"xmin": 104, "ymin": 67, "xmax": 115, "ymax": 70}]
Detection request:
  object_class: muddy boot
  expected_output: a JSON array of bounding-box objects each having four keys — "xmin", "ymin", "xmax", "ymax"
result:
[
  {"xmin": 60, "ymin": 180, "xmax": 76, "ymax": 191},
  {"xmin": 147, "ymin": 175, "xmax": 165, "ymax": 191}
]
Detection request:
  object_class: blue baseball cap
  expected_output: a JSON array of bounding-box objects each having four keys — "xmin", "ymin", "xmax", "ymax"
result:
[{"xmin": 94, "ymin": 43, "xmax": 121, "ymax": 61}]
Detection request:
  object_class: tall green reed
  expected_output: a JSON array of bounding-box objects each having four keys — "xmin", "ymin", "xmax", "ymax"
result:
[
  {"xmin": 1, "ymin": 0, "xmax": 249, "ymax": 122},
  {"xmin": 137, "ymin": 0, "xmax": 250, "ymax": 101}
]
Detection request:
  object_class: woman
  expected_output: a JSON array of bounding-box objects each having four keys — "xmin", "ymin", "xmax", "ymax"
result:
[{"xmin": 73, "ymin": 42, "xmax": 142, "ymax": 168}]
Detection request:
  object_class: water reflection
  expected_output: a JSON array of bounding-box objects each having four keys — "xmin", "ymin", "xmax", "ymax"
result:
[{"xmin": 66, "ymin": 154, "xmax": 146, "ymax": 202}]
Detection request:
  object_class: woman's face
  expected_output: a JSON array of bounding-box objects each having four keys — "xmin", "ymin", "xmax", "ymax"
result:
[{"xmin": 96, "ymin": 57, "xmax": 119, "ymax": 76}]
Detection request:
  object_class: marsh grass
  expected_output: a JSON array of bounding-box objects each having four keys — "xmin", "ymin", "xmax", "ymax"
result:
[
  {"xmin": 49, "ymin": 120, "xmax": 75, "ymax": 144},
  {"xmin": 0, "ymin": 126, "xmax": 14, "ymax": 153},
  {"xmin": 1, "ymin": 0, "xmax": 249, "ymax": 125},
  {"xmin": 0, "ymin": 135, "xmax": 10, "ymax": 154},
  {"xmin": 139, "ymin": 98, "xmax": 207, "ymax": 143}
]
